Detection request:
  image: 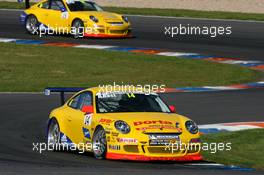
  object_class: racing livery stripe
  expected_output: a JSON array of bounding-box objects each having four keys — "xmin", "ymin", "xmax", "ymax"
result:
[{"xmin": 106, "ymin": 152, "xmax": 203, "ymax": 161}]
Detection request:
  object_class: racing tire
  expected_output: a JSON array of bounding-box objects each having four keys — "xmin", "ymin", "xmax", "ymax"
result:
[
  {"xmin": 47, "ymin": 118, "xmax": 61, "ymax": 152},
  {"xmin": 25, "ymin": 15, "xmax": 39, "ymax": 35},
  {"xmin": 92, "ymin": 126, "xmax": 107, "ymax": 159},
  {"xmin": 71, "ymin": 19, "xmax": 84, "ymax": 39}
]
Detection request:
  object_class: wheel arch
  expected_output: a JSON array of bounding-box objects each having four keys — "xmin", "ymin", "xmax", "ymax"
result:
[
  {"xmin": 71, "ymin": 18, "xmax": 84, "ymax": 26},
  {"xmin": 25, "ymin": 13, "xmax": 38, "ymax": 21},
  {"xmin": 46, "ymin": 117, "xmax": 59, "ymax": 139},
  {"xmin": 92, "ymin": 124, "xmax": 104, "ymax": 138},
  {"xmin": 46, "ymin": 115, "xmax": 67, "ymax": 140},
  {"xmin": 92, "ymin": 124, "xmax": 108, "ymax": 159},
  {"xmin": 24, "ymin": 13, "xmax": 40, "ymax": 32}
]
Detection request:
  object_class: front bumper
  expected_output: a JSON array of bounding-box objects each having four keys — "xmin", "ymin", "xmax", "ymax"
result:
[
  {"xmin": 84, "ymin": 32, "xmax": 132, "ymax": 38},
  {"xmin": 105, "ymin": 129, "xmax": 201, "ymax": 161},
  {"xmin": 106, "ymin": 152, "xmax": 203, "ymax": 161},
  {"xmin": 84, "ymin": 25, "xmax": 132, "ymax": 38}
]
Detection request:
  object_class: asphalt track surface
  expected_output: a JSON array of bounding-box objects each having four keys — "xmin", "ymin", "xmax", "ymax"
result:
[
  {"xmin": 1, "ymin": 9, "xmax": 264, "ymax": 60},
  {"xmin": 0, "ymin": 9, "xmax": 264, "ymax": 175},
  {"xmin": 0, "ymin": 90, "xmax": 264, "ymax": 175}
]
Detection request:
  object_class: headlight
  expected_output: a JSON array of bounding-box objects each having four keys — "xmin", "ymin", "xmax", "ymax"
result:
[
  {"xmin": 122, "ymin": 16, "xmax": 129, "ymax": 23},
  {"xmin": 115, "ymin": 120, "xmax": 130, "ymax": 134},
  {"xmin": 90, "ymin": 15, "xmax": 99, "ymax": 23},
  {"xmin": 185, "ymin": 120, "xmax": 198, "ymax": 134}
]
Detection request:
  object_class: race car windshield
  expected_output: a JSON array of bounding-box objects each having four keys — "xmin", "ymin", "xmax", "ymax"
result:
[
  {"xmin": 66, "ymin": 1, "xmax": 103, "ymax": 12},
  {"xmin": 96, "ymin": 92, "xmax": 171, "ymax": 113}
]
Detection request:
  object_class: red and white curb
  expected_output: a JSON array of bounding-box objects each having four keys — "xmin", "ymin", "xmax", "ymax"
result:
[{"xmin": 199, "ymin": 121, "xmax": 264, "ymax": 134}]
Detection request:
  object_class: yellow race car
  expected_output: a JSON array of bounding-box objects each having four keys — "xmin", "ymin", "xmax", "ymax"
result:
[
  {"xmin": 20, "ymin": 0, "xmax": 132, "ymax": 38},
  {"xmin": 45, "ymin": 87, "xmax": 202, "ymax": 161}
]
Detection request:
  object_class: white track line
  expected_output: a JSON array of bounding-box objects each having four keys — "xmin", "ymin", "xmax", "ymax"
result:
[
  {"xmin": 184, "ymin": 163, "xmax": 224, "ymax": 166},
  {"xmin": 156, "ymin": 52, "xmax": 198, "ymax": 57},
  {"xmin": 0, "ymin": 38, "xmax": 17, "ymax": 42},
  {"xmin": 73, "ymin": 45, "xmax": 116, "ymax": 49},
  {"xmin": 0, "ymin": 8, "xmax": 22, "ymax": 12}
]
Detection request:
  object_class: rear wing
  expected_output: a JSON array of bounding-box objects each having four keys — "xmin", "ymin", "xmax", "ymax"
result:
[{"xmin": 44, "ymin": 87, "xmax": 86, "ymax": 105}]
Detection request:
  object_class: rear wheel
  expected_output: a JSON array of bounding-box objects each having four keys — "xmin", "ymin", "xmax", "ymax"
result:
[
  {"xmin": 71, "ymin": 19, "xmax": 84, "ymax": 38},
  {"xmin": 92, "ymin": 126, "xmax": 107, "ymax": 159},
  {"xmin": 25, "ymin": 15, "xmax": 39, "ymax": 35}
]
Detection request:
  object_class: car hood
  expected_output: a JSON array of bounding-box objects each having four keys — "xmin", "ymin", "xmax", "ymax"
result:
[
  {"xmin": 72, "ymin": 11, "xmax": 122, "ymax": 22},
  {"xmin": 96, "ymin": 112, "xmax": 189, "ymax": 133}
]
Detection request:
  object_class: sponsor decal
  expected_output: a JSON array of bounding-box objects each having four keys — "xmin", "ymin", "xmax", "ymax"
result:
[
  {"xmin": 107, "ymin": 136, "xmax": 111, "ymax": 142},
  {"xmin": 111, "ymin": 23, "xmax": 123, "ymax": 27},
  {"xmin": 111, "ymin": 137, "xmax": 116, "ymax": 142},
  {"xmin": 111, "ymin": 132, "xmax": 119, "ymax": 137},
  {"xmin": 82, "ymin": 127, "xmax": 91, "ymax": 139},
  {"xmin": 117, "ymin": 138, "xmax": 138, "ymax": 143},
  {"xmin": 66, "ymin": 0, "xmax": 75, "ymax": 4},
  {"xmin": 126, "ymin": 93, "xmax": 136, "ymax": 98},
  {"xmin": 149, "ymin": 134, "xmax": 180, "ymax": 146},
  {"xmin": 133, "ymin": 120, "xmax": 172, "ymax": 126},
  {"xmin": 61, "ymin": 12, "xmax": 69, "ymax": 19},
  {"xmin": 105, "ymin": 127, "xmax": 113, "ymax": 131},
  {"xmin": 99, "ymin": 118, "xmax": 113, "ymax": 124},
  {"xmin": 96, "ymin": 92, "xmax": 116, "ymax": 99},
  {"xmin": 60, "ymin": 132, "xmax": 73, "ymax": 145},
  {"xmin": 135, "ymin": 125, "xmax": 181, "ymax": 131},
  {"xmin": 84, "ymin": 114, "xmax": 92, "ymax": 126},
  {"xmin": 108, "ymin": 144, "xmax": 120, "ymax": 150},
  {"xmin": 149, "ymin": 134, "xmax": 180, "ymax": 140},
  {"xmin": 61, "ymin": 134, "xmax": 68, "ymax": 143}
]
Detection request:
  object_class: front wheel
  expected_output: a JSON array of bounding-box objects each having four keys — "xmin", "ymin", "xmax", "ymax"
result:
[
  {"xmin": 92, "ymin": 126, "xmax": 107, "ymax": 159},
  {"xmin": 25, "ymin": 15, "xmax": 39, "ymax": 35},
  {"xmin": 47, "ymin": 118, "xmax": 61, "ymax": 151},
  {"xmin": 71, "ymin": 19, "xmax": 84, "ymax": 39}
]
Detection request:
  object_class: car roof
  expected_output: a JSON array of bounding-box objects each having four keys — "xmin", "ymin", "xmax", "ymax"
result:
[{"xmin": 85, "ymin": 86, "xmax": 156, "ymax": 95}]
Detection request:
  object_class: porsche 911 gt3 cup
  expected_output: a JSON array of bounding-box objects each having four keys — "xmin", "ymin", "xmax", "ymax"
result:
[
  {"xmin": 20, "ymin": 0, "xmax": 132, "ymax": 38},
  {"xmin": 45, "ymin": 87, "xmax": 202, "ymax": 161}
]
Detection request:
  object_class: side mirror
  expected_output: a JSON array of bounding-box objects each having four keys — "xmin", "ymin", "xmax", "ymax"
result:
[
  {"xmin": 82, "ymin": 105, "xmax": 94, "ymax": 113},
  {"xmin": 60, "ymin": 7, "xmax": 67, "ymax": 12},
  {"xmin": 169, "ymin": 105, "xmax": 176, "ymax": 113}
]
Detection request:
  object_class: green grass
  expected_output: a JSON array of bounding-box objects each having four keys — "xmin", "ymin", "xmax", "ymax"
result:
[
  {"xmin": 0, "ymin": 42, "xmax": 261, "ymax": 92},
  {"xmin": 201, "ymin": 129, "xmax": 264, "ymax": 170},
  {"xmin": 0, "ymin": 1, "xmax": 34, "ymax": 9},
  {"xmin": 105, "ymin": 7, "xmax": 264, "ymax": 21},
  {"xmin": 1, "ymin": 1, "xmax": 264, "ymax": 21}
]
